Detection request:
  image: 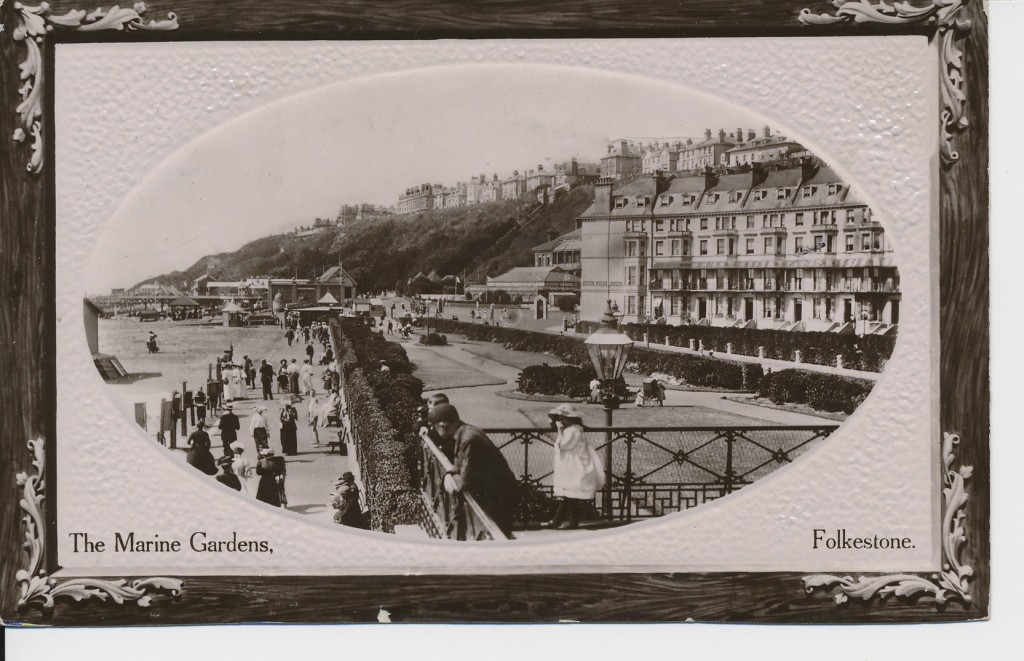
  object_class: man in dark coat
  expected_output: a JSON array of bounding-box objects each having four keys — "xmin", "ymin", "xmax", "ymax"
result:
[
  {"xmin": 217, "ymin": 403, "xmax": 240, "ymax": 457},
  {"xmin": 430, "ymin": 404, "xmax": 519, "ymax": 538},
  {"xmin": 258, "ymin": 359, "xmax": 275, "ymax": 401},
  {"xmin": 332, "ymin": 472, "xmax": 369, "ymax": 529},
  {"xmin": 255, "ymin": 449, "xmax": 286, "ymax": 507}
]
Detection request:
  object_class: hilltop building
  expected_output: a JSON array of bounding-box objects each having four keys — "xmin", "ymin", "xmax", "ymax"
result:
[
  {"xmin": 600, "ymin": 140, "xmax": 642, "ymax": 179},
  {"xmin": 577, "ymin": 162, "xmax": 899, "ymax": 334},
  {"xmin": 725, "ymin": 126, "xmax": 804, "ymax": 167}
]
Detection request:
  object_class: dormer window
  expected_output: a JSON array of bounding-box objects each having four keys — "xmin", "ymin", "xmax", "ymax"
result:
[
  {"xmin": 752, "ymin": 190, "xmax": 766, "ymax": 202},
  {"xmin": 827, "ymin": 183, "xmax": 842, "ymax": 195},
  {"xmin": 729, "ymin": 191, "xmax": 742, "ymax": 203},
  {"xmin": 614, "ymin": 198, "xmax": 627, "ymax": 208},
  {"xmin": 682, "ymin": 194, "xmax": 693, "ymax": 205},
  {"xmin": 636, "ymin": 196, "xmax": 649, "ymax": 207},
  {"xmin": 708, "ymin": 193, "xmax": 720, "ymax": 204},
  {"xmin": 776, "ymin": 188, "xmax": 788, "ymax": 200},
  {"xmin": 659, "ymin": 195, "xmax": 672, "ymax": 206},
  {"xmin": 802, "ymin": 185, "xmax": 818, "ymax": 198}
]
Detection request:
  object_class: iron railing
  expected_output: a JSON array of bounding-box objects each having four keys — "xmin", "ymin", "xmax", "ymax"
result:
[
  {"xmin": 418, "ymin": 433, "xmax": 511, "ymax": 541},
  {"xmin": 485, "ymin": 425, "xmax": 838, "ymax": 527}
]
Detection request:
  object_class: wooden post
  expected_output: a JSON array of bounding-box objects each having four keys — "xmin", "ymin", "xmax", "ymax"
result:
[{"xmin": 181, "ymin": 381, "xmax": 188, "ymax": 437}]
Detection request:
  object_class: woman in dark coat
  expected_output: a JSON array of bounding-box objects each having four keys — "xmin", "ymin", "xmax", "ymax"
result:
[
  {"xmin": 277, "ymin": 360, "xmax": 289, "ymax": 394},
  {"xmin": 279, "ymin": 402, "xmax": 299, "ymax": 456},
  {"xmin": 185, "ymin": 421, "xmax": 218, "ymax": 476},
  {"xmin": 255, "ymin": 450, "xmax": 286, "ymax": 507}
]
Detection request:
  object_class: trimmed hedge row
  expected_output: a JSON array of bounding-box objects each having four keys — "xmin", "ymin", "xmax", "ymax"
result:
[
  {"xmin": 331, "ymin": 319, "xmax": 424, "ymax": 534},
  {"xmin": 517, "ymin": 364, "xmax": 592, "ymax": 398},
  {"xmin": 430, "ymin": 319, "xmax": 761, "ymax": 391},
  {"xmin": 756, "ymin": 369, "xmax": 873, "ymax": 414},
  {"xmin": 575, "ymin": 321, "xmax": 895, "ymax": 373}
]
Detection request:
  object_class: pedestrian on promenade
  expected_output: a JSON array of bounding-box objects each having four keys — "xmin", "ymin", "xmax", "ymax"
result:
[
  {"xmin": 194, "ymin": 387, "xmax": 208, "ymax": 422},
  {"xmin": 243, "ymin": 355, "xmax": 254, "ymax": 388},
  {"xmin": 302, "ymin": 326, "xmax": 310, "ymax": 344},
  {"xmin": 285, "ymin": 327, "xmax": 294, "ymax": 346},
  {"xmin": 277, "ymin": 359, "xmax": 289, "ymax": 393},
  {"xmin": 545, "ymin": 404, "xmax": 604, "ymax": 530},
  {"xmin": 231, "ymin": 443, "xmax": 253, "ymax": 496},
  {"xmin": 215, "ymin": 455, "xmax": 242, "ymax": 491},
  {"xmin": 429, "ymin": 403, "xmax": 519, "ymax": 538},
  {"xmin": 305, "ymin": 342, "xmax": 315, "ymax": 364},
  {"xmin": 250, "ymin": 405, "xmax": 269, "ymax": 451},
  {"xmin": 308, "ymin": 396, "xmax": 321, "ymax": 448},
  {"xmin": 185, "ymin": 421, "xmax": 218, "ymax": 476},
  {"xmin": 279, "ymin": 401, "xmax": 299, "ymax": 456},
  {"xmin": 230, "ymin": 363, "xmax": 244, "ymax": 400},
  {"xmin": 217, "ymin": 403, "xmax": 240, "ymax": 457},
  {"xmin": 300, "ymin": 359, "xmax": 315, "ymax": 395},
  {"xmin": 259, "ymin": 359, "xmax": 274, "ymax": 400},
  {"xmin": 255, "ymin": 449, "xmax": 286, "ymax": 507},
  {"xmin": 288, "ymin": 359, "xmax": 301, "ymax": 396},
  {"xmin": 332, "ymin": 472, "xmax": 369, "ymax": 529}
]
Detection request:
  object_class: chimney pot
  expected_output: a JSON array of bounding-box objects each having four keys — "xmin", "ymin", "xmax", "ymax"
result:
[
  {"xmin": 763, "ymin": 125, "xmax": 771, "ymax": 138},
  {"xmin": 704, "ymin": 128, "xmax": 712, "ymax": 140},
  {"xmin": 748, "ymin": 129, "xmax": 756, "ymax": 141}
]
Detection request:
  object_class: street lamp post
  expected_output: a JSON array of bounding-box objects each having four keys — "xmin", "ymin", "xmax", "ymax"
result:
[{"xmin": 584, "ymin": 301, "xmax": 634, "ymax": 519}]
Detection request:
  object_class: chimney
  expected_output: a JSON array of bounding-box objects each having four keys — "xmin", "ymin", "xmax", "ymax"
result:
[
  {"xmin": 737, "ymin": 128, "xmax": 743, "ymax": 142},
  {"xmin": 594, "ymin": 180, "xmax": 613, "ymax": 214},
  {"xmin": 718, "ymin": 129, "xmax": 726, "ymax": 143},
  {"xmin": 653, "ymin": 169, "xmax": 671, "ymax": 197},
  {"xmin": 763, "ymin": 125, "xmax": 771, "ymax": 138},
  {"xmin": 748, "ymin": 129, "xmax": 756, "ymax": 141},
  {"xmin": 571, "ymin": 157, "xmax": 578, "ymax": 175},
  {"xmin": 704, "ymin": 128, "xmax": 712, "ymax": 140},
  {"xmin": 513, "ymin": 170, "xmax": 519, "ymax": 177},
  {"xmin": 547, "ymin": 230, "xmax": 559, "ymax": 242},
  {"xmin": 702, "ymin": 165, "xmax": 717, "ymax": 191},
  {"xmin": 800, "ymin": 156, "xmax": 818, "ymax": 182},
  {"xmin": 538, "ymin": 164, "xmax": 543, "ymax": 171}
]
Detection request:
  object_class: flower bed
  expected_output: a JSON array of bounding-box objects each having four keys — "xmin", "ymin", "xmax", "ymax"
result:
[
  {"xmin": 756, "ymin": 369, "xmax": 874, "ymax": 414},
  {"xmin": 517, "ymin": 364, "xmax": 592, "ymax": 398}
]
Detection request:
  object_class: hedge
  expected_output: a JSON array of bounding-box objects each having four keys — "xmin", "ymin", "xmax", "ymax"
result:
[
  {"xmin": 756, "ymin": 369, "xmax": 874, "ymax": 414},
  {"xmin": 430, "ymin": 318, "xmax": 760, "ymax": 391},
  {"xmin": 331, "ymin": 319, "xmax": 424, "ymax": 534},
  {"xmin": 517, "ymin": 364, "xmax": 593, "ymax": 397},
  {"xmin": 575, "ymin": 321, "xmax": 896, "ymax": 373}
]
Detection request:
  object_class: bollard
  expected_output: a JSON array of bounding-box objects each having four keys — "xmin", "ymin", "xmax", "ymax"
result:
[{"xmin": 794, "ymin": 350, "xmax": 802, "ymax": 364}]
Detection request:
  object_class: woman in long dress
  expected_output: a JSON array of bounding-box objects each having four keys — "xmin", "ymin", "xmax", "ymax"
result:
[
  {"xmin": 249, "ymin": 405, "xmax": 269, "ymax": 451},
  {"xmin": 229, "ymin": 365, "xmax": 244, "ymax": 401},
  {"xmin": 545, "ymin": 404, "xmax": 604, "ymax": 529},
  {"xmin": 185, "ymin": 421, "xmax": 218, "ymax": 476},
  {"xmin": 299, "ymin": 359, "xmax": 315, "ymax": 395},
  {"xmin": 231, "ymin": 443, "xmax": 254, "ymax": 496},
  {"xmin": 279, "ymin": 402, "xmax": 299, "ymax": 456}
]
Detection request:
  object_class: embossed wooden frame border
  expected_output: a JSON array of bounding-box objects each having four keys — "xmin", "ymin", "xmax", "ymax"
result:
[{"xmin": 0, "ymin": 0, "xmax": 988, "ymax": 625}]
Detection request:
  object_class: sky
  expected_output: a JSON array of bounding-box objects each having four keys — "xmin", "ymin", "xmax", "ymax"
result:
[{"xmin": 84, "ymin": 64, "xmax": 767, "ymax": 292}]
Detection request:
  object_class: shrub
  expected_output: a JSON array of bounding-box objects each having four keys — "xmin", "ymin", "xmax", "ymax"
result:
[
  {"xmin": 419, "ymin": 332, "xmax": 448, "ymax": 346},
  {"xmin": 756, "ymin": 369, "xmax": 874, "ymax": 414},
  {"xmin": 517, "ymin": 364, "xmax": 593, "ymax": 397}
]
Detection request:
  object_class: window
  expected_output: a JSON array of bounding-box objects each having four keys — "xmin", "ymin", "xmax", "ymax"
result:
[
  {"xmin": 682, "ymin": 194, "xmax": 693, "ymax": 206},
  {"xmin": 746, "ymin": 238, "xmax": 755, "ymax": 254},
  {"xmin": 626, "ymin": 266, "xmax": 637, "ymax": 285},
  {"xmin": 729, "ymin": 191, "xmax": 742, "ymax": 203},
  {"xmin": 699, "ymin": 240, "xmax": 708, "ymax": 255},
  {"xmin": 746, "ymin": 215, "xmax": 755, "ymax": 229},
  {"xmin": 753, "ymin": 189, "xmax": 766, "ymax": 202},
  {"xmin": 685, "ymin": 218, "xmax": 691, "ymax": 231},
  {"xmin": 861, "ymin": 233, "xmax": 871, "ymax": 251},
  {"xmin": 636, "ymin": 196, "xmax": 649, "ymax": 207},
  {"xmin": 873, "ymin": 234, "xmax": 882, "ymax": 251},
  {"xmin": 708, "ymin": 193, "xmax": 720, "ymax": 204},
  {"xmin": 813, "ymin": 297, "xmax": 822, "ymax": 319},
  {"xmin": 764, "ymin": 237, "xmax": 774, "ymax": 254},
  {"xmin": 769, "ymin": 214, "xmax": 779, "ymax": 227},
  {"xmin": 827, "ymin": 183, "xmax": 841, "ymax": 195},
  {"xmin": 626, "ymin": 296, "xmax": 637, "ymax": 315},
  {"xmin": 639, "ymin": 241, "xmax": 647, "ymax": 256},
  {"xmin": 626, "ymin": 240, "xmax": 637, "ymax": 257},
  {"xmin": 802, "ymin": 185, "xmax": 817, "ymax": 198},
  {"xmin": 777, "ymin": 188, "xmax": 788, "ymax": 200},
  {"xmin": 659, "ymin": 195, "xmax": 672, "ymax": 206},
  {"xmin": 795, "ymin": 212, "xmax": 804, "ymax": 226},
  {"xmin": 655, "ymin": 219, "xmax": 664, "ymax": 232},
  {"xmin": 794, "ymin": 236, "xmax": 804, "ymax": 253},
  {"xmin": 682, "ymin": 239, "xmax": 691, "ymax": 256},
  {"xmin": 716, "ymin": 238, "xmax": 725, "ymax": 255},
  {"xmin": 615, "ymin": 198, "xmax": 627, "ymax": 208},
  {"xmin": 670, "ymin": 239, "xmax": 681, "ymax": 256},
  {"xmin": 655, "ymin": 240, "xmax": 665, "ymax": 256},
  {"xmin": 813, "ymin": 235, "xmax": 825, "ymax": 251},
  {"xmin": 700, "ymin": 218, "xmax": 708, "ymax": 231},
  {"xmin": 846, "ymin": 234, "xmax": 855, "ymax": 252},
  {"xmin": 670, "ymin": 296, "xmax": 680, "ymax": 315}
]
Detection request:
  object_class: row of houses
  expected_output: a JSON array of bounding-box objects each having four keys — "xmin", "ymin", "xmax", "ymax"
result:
[
  {"xmin": 474, "ymin": 157, "xmax": 900, "ymax": 335},
  {"xmin": 603, "ymin": 126, "xmax": 807, "ymax": 180},
  {"xmin": 397, "ymin": 158, "xmax": 600, "ymax": 215}
]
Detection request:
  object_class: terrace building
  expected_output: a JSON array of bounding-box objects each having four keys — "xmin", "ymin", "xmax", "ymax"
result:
[
  {"xmin": 578, "ymin": 163, "xmax": 899, "ymax": 334},
  {"xmin": 676, "ymin": 129, "xmax": 739, "ymax": 173},
  {"xmin": 600, "ymin": 140, "xmax": 642, "ymax": 179},
  {"xmin": 502, "ymin": 171, "xmax": 527, "ymax": 200},
  {"xmin": 725, "ymin": 126, "xmax": 805, "ymax": 167}
]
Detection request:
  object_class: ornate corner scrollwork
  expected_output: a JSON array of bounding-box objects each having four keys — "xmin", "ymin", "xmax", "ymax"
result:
[
  {"xmin": 15, "ymin": 438, "xmax": 183, "ymax": 618},
  {"xmin": 799, "ymin": 0, "xmax": 973, "ymax": 166},
  {"xmin": 7, "ymin": 2, "xmax": 179, "ymax": 174},
  {"xmin": 803, "ymin": 432, "xmax": 973, "ymax": 609}
]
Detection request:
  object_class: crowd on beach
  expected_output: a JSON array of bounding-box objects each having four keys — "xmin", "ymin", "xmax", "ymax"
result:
[{"xmin": 179, "ymin": 318, "xmax": 368, "ymax": 529}]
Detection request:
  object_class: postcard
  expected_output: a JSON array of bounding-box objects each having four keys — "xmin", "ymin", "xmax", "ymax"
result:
[{"xmin": 0, "ymin": 0, "xmax": 988, "ymax": 625}]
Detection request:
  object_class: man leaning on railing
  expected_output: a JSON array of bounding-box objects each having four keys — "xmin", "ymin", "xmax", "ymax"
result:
[{"xmin": 428, "ymin": 403, "xmax": 519, "ymax": 538}]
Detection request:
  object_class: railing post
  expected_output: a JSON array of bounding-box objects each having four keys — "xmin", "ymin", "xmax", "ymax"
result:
[
  {"xmin": 521, "ymin": 433, "xmax": 531, "ymax": 526},
  {"xmin": 724, "ymin": 430, "xmax": 736, "ymax": 495},
  {"xmin": 624, "ymin": 431, "xmax": 634, "ymax": 523},
  {"xmin": 603, "ymin": 407, "xmax": 613, "ymax": 518}
]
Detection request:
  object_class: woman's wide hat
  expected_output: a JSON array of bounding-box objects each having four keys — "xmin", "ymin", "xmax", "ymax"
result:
[{"xmin": 548, "ymin": 403, "xmax": 583, "ymax": 421}]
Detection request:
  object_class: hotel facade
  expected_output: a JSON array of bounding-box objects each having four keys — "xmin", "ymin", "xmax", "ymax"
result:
[{"xmin": 578, "ymin": 161, "xmax": 900, "ymax": 334}]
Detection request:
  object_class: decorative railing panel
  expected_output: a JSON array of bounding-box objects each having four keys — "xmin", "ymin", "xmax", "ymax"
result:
[{"xmin": 486, "ymin": 425, "xmax": 838, "ymax": 526}]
